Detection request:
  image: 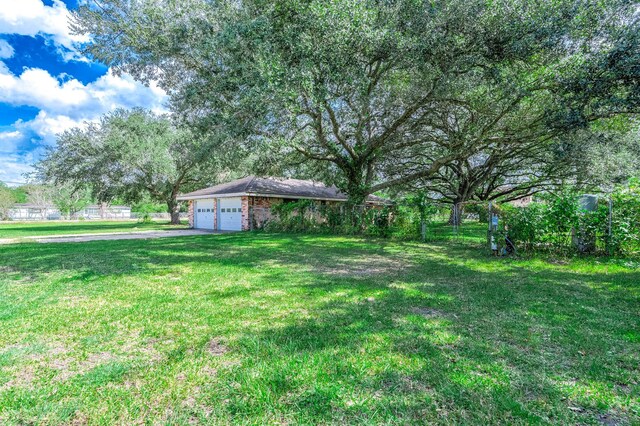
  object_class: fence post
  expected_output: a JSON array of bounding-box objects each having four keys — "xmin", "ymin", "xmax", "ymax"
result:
[
  {"xmin": 488, "ymin": 201, "xmax": 496, "ymax": 254},
  {"xmin": 452, "ymin": 203, "xmax": 458, "ymax": 238},
  {"xmin": 607, "ymin": 197, "xmax": 613, "ymax": 256}
]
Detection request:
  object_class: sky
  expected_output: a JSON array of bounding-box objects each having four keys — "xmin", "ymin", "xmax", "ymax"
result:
[{"xmin": 0, "ymin": 0, "xmax": 167, "ymax": 186}]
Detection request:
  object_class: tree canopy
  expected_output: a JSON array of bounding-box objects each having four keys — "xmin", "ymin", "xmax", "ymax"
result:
[
  {"xmin": 69, "ymin": 0, "xmax": 639, "ymax": 204},
  {"xmin": 36, "ymin": 109, "xmax": 234, "ymax": 223}
]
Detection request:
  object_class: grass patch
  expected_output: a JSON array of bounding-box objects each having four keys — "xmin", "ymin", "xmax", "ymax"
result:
[
  {"xmin": 0, "ymin": 220, "xmax": 188, "ymax": 239},
  {"xmin": 0, "ymin": 232, "xmax": 638, "ymax": 424}
]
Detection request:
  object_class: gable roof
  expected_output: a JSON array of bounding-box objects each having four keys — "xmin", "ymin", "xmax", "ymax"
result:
[{"xmin": 177, "ymin": 176, "xmax": 388, "ymax": 204}]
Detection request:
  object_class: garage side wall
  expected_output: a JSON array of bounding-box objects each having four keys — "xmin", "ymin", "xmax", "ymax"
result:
[
  {"xmin": 213, "ymin": 199, "xmax": 218, "ymax": 230},
  {"xmin": 241, "ymin": 196, "xmax": 250, "ymax": 231},
  {"xmin": 188, "ymin": 200, "xmax": 194, "ymax": 228}
]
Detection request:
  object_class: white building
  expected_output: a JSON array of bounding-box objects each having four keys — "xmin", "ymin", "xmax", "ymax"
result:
[{"xmin": 8, "ymin": 204, "xmax": 131, "ymax": 221}]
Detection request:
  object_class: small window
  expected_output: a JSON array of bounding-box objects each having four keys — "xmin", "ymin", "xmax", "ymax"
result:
[
  {"xmin": 207, "ymin": 209, "xmax": 211, "ymax": 212},
  {"xmin": 221, "ymin": 208, "xmax": 225, "ymax": 213},
  {"xmin": 232, "ymin": 208, "xmax": 237, "ymax": 213},
  {"xmin": 197, "ymin": 209, "xmax": 201, "ymax": 213}
]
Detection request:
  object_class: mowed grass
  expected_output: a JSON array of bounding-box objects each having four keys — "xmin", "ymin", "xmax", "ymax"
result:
[
  {"xmin": 0, "ymin": 220, "xmax": 188, "ymax": 239},
  {"xmin": 0, "ymin": 232, "xmax": 638, "ymax": 425}
]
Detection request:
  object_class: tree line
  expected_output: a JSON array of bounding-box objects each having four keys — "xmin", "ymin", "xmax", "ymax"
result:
[{"xmin": 33, "ymin": 0, "xmax": 640, "ymax": 224}]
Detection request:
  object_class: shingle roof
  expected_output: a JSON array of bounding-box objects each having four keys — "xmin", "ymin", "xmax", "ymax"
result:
[{"xmin": 177, "ymin": 176, "xmax": 388, "ymax": 204}]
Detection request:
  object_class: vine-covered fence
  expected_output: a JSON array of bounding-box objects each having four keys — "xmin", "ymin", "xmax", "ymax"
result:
[
  {"xmin": 496, "ymin": 187, "xmax": 640, "ymax": 257},
  {"xmin": 248, "ymin": 198, "xmax": 487, "ymax": 243},
  {"xmin": 247, "ymin": 182, "xmax": 640, "ymax": 258}
]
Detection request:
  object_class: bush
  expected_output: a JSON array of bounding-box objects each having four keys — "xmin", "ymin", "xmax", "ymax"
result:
[
  {"xmin": 264, "ymin": 200, "xmax": 398, "ymax": 236},
  {"xmin": 465, "ymin": 203, "xmax": 489, "ymax": 223},
  {"xmin": 259, "ymin": 197, "xmax": 456, "ymax": 241},
  {"xmin": 500, "ymin": 185, "xmax": 640, "ymax": 257},
  {"xmin": 608, "ymin": 180, "xmax": 640, "ymax": 255}
]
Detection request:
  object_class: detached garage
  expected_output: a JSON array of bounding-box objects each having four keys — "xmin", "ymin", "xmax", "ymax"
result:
[{"xmin": 177, "ymin": 176, "xmax": 387, "ymax": 231}]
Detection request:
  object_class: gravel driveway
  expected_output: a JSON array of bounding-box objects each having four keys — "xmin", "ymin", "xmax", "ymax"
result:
[{"xmin": 25, "ymin": 229, "xmax": 219, "ymax": 244}]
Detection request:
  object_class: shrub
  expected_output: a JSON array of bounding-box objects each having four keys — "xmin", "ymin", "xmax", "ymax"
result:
[
  {"xmin": 500, "ymin": 185, "xmax": 640, "ymax": 257},
  {"xmin": 259, "ymin": 197, "xmax": 454, "ymax": 241}
]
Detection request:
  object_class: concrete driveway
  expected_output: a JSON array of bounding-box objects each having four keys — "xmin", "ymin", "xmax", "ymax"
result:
[{"xmin": 31, "ymin": 229, "xmax": 219, "ymax": 244}]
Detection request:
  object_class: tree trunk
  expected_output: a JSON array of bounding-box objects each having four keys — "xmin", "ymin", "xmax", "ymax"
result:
[
  {"xmin": 344, "ymin": 177, "xmax": 369, "ymax": 226},
  {"xmin": 167, "ymin": 197, "xmax": 181, "ymax": 225}
]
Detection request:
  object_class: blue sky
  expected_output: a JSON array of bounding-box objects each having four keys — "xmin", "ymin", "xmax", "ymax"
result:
[{"xmin": 0, "ymin": 0, "xmax": 167, "ymax": 185}]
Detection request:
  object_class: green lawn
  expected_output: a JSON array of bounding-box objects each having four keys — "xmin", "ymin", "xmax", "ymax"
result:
[
  {"xmin": 0, "ymin": 232, "xmax": 638, "ymax": 424},
  {"xmin": 0, "ymin": 220, "xmax": 188, "ymax": 239}
]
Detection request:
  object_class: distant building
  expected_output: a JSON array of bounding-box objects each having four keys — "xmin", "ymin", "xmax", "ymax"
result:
[
  {"xmin": 508, "ymin": 195, "xmax": 534, "ymax": 208},
  {"xmin": 9, "ymin": 204, "xmax": 61, "ymax": 220},
  {"xmin": 7, "ymin": 204, "xmax": 131, "ymax": 221}
]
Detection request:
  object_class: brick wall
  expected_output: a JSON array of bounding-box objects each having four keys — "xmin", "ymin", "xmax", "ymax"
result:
[
  {"xmin": 247, "ymin": 197, "xmax": 283, "ymax": 229},
  {"xmin": 249, "ymin": 196, "xmax": 283, "ymax": 209},
  {"xmin": 241, "ymin": 196, "xmax": 250, "ymax": 230}
]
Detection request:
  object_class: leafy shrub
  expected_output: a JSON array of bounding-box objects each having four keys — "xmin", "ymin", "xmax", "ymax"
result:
[
  {"xmin": 259, "ymin": 197, "xmax": 461, "ymax": 241},
  {"xmin": 465, "ymin": 203, "xmax": 490, "ymax": 222},
  {"xmin": 261, "ymin": 200, "xmax": 414, "ymax": 239},
  {"xmin": 500, "ymin": 185, "xmax": 640, "ymax": 256},
  {"xmin": 608, "ymin": 179, "xmax": 640, "ymax": 255}
]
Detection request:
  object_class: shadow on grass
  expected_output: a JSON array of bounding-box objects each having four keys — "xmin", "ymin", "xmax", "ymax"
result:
[
  {"xmin": 0, "ymin": 232, "xmax": 638, "ymax": 424},
  {"xmin": 219, "ymin": 255, "xmax": 639, "ymax": 423}
]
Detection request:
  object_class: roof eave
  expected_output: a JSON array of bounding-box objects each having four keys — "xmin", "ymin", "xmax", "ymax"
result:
[{"xmin": 177, "ymin": 192, "xmax": 389, "ymax": 203}]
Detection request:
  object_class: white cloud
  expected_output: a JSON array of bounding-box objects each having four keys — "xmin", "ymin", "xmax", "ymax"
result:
[
  {"xmin": 0, "ymin": 129, "xmax": 23, "ymax": 153},
  {"xmin": 0, "ymin": 0, "xmax": 171, "ymax": 185},
  {"xmin": 0, "ymin": 65, "xmax": 168, "ymax": 123},
  {"xmin": 0, "ymin": 66, "xmax": 168, "ymax": 184},
  {"xmin": 0, "ymin": 39, "xmax": 13, "ymax": 58},
  {"xmin": 0, "ymin": 151, "xmax": 39, "ymax": 185},
  {"xmin": 0, "ymin": 0, "xmax": 88, "ymax": 49},
  {"xmin": 20, "ymin": 111, "xmax": 92, "ymax": 145}
]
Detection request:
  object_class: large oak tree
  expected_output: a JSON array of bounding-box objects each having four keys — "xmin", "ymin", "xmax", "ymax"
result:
[
  {"xmin": 72, "ymin": 0, "xmax": 639, "ymax": 203},
  {"xmin": 36, "ymin": 109, "xmax": 232, "ymax": 224}
]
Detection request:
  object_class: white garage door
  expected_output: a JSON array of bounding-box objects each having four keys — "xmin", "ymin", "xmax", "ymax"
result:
[
  {"xmin": 195, "ymin": 199, "xmax": 215, "ymax": 230},
  {"xmin": 219, "ymin": 197, "xmax": 242, "ymax": 231}
]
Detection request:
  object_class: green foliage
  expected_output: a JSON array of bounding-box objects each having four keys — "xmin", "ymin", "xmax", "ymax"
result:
[
  {"xmin": 265, "ymin": 200, "xmax": 394, "ymax": 237},
  {"xmin": 132, "ymin": 202, "xmax": 167, "ymax": 223},
  {"xmin": 500, "ymin": 185, "xmax": 640, "ymax": 256},
  {"xmin": 464, "ymin": 203, "xmax": 489, "ymax": 223},
  {"xmin": 260, "ymin": 197, "xmax": 467, "ymax": 241},
  {"xmin": 0, "ymin": 182, "xmax": 16, "ymax": 220},
  {"xmin": 132, "ymin": 202, "xmax": 167, "ymax": 214},
  {"xmin": 10, "ymin": 185, "xmax": 27, "ymax": 203},
  {"xmin": 263, "ymin": 200, "xmax": 398, "ymax": 236},
  {"xmin": 72, "ymin": 0, "xmax": 640, "ymax": 204},
  {"xmin": 36, "ymin": 108, "xmax": 233, "ymax": 224},
  {"xmin": 608, "ymin": 179, "xmax": 640, "ymax": 255},
  {"xmin": 52, "ymin": 185, "xmax": 93, "ymax": 219}
]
